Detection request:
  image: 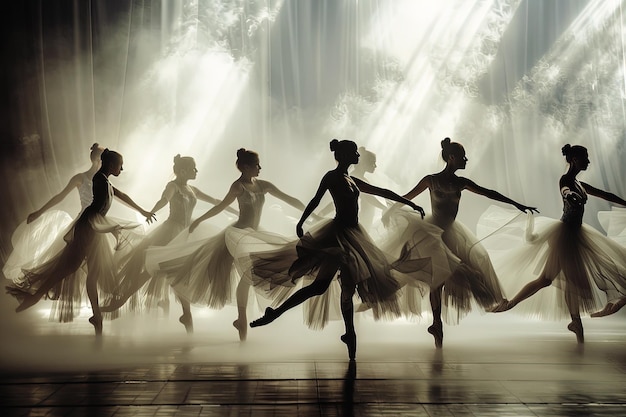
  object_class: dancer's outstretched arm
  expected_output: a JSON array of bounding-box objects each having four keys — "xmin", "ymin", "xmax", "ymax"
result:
[
  {"xmin": 463, "ymin": 178, "xmax": 538, "ymax": 214},
  {"xmin": 261, "ymin": 180, "xmax": 323, "ymax": 221},
  {"xmin": 27, "ymin": 174, "xmax": 83, "ymax": 223},
  {"xmin": 189, "ymin": 182, "xmax": 241, "ymax": 232},
  {"xmin": 581, "ymin": 182, "xmax": 626, "ymax": 206},
  {"xmin": 296, "ymin": 175, "xmax": 330, "ymax": 237},
  {"xmin": 191, "ymin": 186, "xmax": 239, "ymax": 215},
  {"xmin": 113, "ymin": 187, "xmax": 156, "ymax": 223},
  {"xmin": 353, "ymin": 177, "xmax": 425, "ymax": 218}
]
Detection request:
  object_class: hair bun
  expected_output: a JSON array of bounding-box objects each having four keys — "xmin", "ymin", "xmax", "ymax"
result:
[
  {"xmin": 237, "ymin": 148, "xmax": 247, "ymax": 158},
  {"xmin": 90, "ymin": 143, "xmax": 99, "ymax": 151},
  {"xmin": 561, "ymin": 144, "xmax": 572, "ymax": 156},
  {"xmin": 329, "ymin": 139, "xmax": 339, "ymax": 151},
  {"xmin": 174, "ymin": 154, "xmax": 181, "ymax": 163},
  {"xmin": 441, "ymin": 137, "xmax": 451, "ymax": 149}
]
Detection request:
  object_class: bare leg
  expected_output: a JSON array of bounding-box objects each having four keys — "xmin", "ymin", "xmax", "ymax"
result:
[
  {"xmin": 250, "ymin": 261, "xmax": 339, "ymax": 327},
  {"xmin": 489, "ymin": 276, "xmax": 552, "ymax": 312},
  {"xmin": 233, "ymin": 279, "xmax": 250, "ymax": 341},
  {"xmin": 339, "ymin": 275, "xmax": 357, "ymax": 361},
  {"xmin": 565, "ymin": 291, "xmax": 583, "ymax": 343},
  {"xmin": 86, "ymin": 270, "xmax": 102, "ymax": 336},
  {"xmin": 428, "ymin": 286, "xmax": 443, "ymax": 348},
  {"xmin": 176, "ymin": 292, "xmax": 193, "ymax": 334}
]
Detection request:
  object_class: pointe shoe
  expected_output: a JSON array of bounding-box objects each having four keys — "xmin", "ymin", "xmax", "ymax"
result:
[
  {"xmin": 15, "ymin": 295, "xmax": 39, "ymax": 313},
  {"xmin": 249, "ymin": 307, "xmax": 277, "ymax": 328},
  {"xmin": 567, "ymin": 320, "xmax": 584, "ymax": 344},
  {"xmin": 233, "ymin": 319, "xmax": 248, "ymax": 342},
  {"xmin": 89, "ymin": 315, "xmax": 103, "ymax": 336},
  {"xmin": 340, "ymin": 332, "xmax": 357, "ymax": 361},
  {"xmin": 428, "ymin": 322, "xmax": 443, "ymax": 349},
  {"xmin": 487, "ymin": 299, "xmax": 513, "ymax": 313},
  {"xmin": 179, "ymin": 314, "xmax": 194, "ymax": 334}
]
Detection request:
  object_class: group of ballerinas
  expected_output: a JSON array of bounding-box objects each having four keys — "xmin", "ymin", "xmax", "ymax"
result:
[{"xmin": 4, "ymin": 138, "xmax": 626, "ymax": 361}]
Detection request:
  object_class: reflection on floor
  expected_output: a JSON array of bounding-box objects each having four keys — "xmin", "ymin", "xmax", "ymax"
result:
[{"xmin": 0, "ymin": 301, "xmax": 625, "ymax": 416}]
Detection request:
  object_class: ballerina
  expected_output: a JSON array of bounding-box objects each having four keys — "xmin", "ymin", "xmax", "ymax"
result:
[
  {"xmin": 3, "ymin": 143, "xmax": 104, "ymax": 281},
  {"xmin": 101, "ymin": 154, "xmax": 237, "ymax": 317},
  {"xmin": 384, "ymin": 137, "xmax": 537, "ymax": 348},
  {"xmin": 145, "ymin": 148, "xmax": 310, "ymax": 339},
  {"xmin": 249, "ymin": 139, "xmax": 425, "ymax": 361},
  {"xmin": 6, "ymin": 149, "xmax": 155, "ymax": 336},
  {"xmin": 490, "ymin": 144, "xmax": 626, "ymax": 342}
]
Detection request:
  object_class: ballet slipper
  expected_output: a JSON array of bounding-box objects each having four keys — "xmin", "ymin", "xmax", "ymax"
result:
[
  {"xmin": 567, "ymin": 320, "xmax": 584, "ymax": 344},
  {"xmin": 233, "ymin": 319, "xmax": 248, "ymax": 341},
  {"xmin": 591, "ymin": 297, "xmax": 626, "ymax": 317},
  {"xmin": 249, "ymin": 307, "xmax": 277, "ymax": 328},
  {"xmin": 89, "ymin": 315, "xmax": 103, "ymax": 336},
  {"xmin": 179, "ymin": 314, "xmax": 194, "ymax": 334},
  {"xmin": 340, "ymin": 332, "xmax": 357, "ymax": 361},
  {"xmin": 15, "ymin": 294, "xmax": 40, "ymax": 312},
  {"xmin": 487, "ymin": 299, "xmax": 513, "ymax": 313},
  {"xmin": 428, "ymin": 322, "xmax": 443, "ymax": 349}
]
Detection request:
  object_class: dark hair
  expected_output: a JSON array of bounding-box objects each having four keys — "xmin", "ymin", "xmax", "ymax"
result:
[
  {"xmin": 441, "ymin": 137, "xmax": 464, "ymax": 161},
  {"xmin": 101, "ymin": 148, "xmax": 122, "ymax": 168},
  {"xmin": 173, "ymin": 154, "xmax": 195, "ymax": 176},
  {"xmin": 561, "ymin": 144, "xmax": 587, "ymax": 163},
  {"xmin": 329, "ymin": 139, "xmax": 357, "ymax": 161},
  {"xmin": 90, "ymin": 143, "xmax": 104, "ymax": 162},
  {"xmin": 236, "ymin": 148, "xmax": 259, "ymax": 170},
  {"xmin": 357, "ymin": 146, "xmax": 375, "ymax": 163}
]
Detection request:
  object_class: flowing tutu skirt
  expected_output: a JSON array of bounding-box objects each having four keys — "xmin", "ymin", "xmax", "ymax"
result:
[
  {"xmin": 383, "ymin": 208, "xmax": 504, "ymax": 324},
  {"xmin": 479, "ymin": 206, "xmax": 626, "ymax": 320},
  {"xmin": 249, "ymin": 219, "xmax": 421, "ymax": 329},
  {"xmin": 598, "ymin": 207, "xmax": 626, "ymax": 246},
  {"xmin": 6, "ymin": 209, "xmax": 141, "ymax": 322}
]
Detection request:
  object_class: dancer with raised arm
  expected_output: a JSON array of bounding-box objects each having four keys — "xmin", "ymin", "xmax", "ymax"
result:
[
  {"xmin": 6, "ymin": 149, "xmax": 155, "ymax": 336},
  {"xmin": 250, "ymin": 139, "xmax": 425, "ymax": 361},
  {"xmin": 384, "ymin": 137, "xmax": 537, "ymax": 348},
  {"xmin": 4, "ymin": 144, "xmax": 104, "ymax": 278},
  {"xmin": 102, "ymin": 155, "xmax": 237, "ymax": 318},
  {"xmin": 490, "ymin": 144, "xmax": 626, "ymax": 343},
  {"xmin": 146, "ymin": 148, "xmax": 309, "ymax": 340}
]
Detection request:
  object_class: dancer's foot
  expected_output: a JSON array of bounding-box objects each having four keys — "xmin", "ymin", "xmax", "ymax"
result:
[
  {"xmin": 341, "ymin": 332, "xmax": 357, "ymax": 361},
  {"xmin": 428, "ymin": 322, "xmax": 443, "ymax": 349},
  {"xmin": 567, "ymin": 320, "xmax": 584, "ymax": 344},
  {"xmin": 591, "ymin": 297, "xmax": 626, "ymax": 317},
  {"xmin": 15, "ymin": 294, "xmax": 39, "ymax": 312},
  {"xmin": 487, "ymin": 299, "xmax": 513, "ymax": 313},
  {"xmin": 250, "ymin": 307, "xmax": 278, "ymax": 328},
  {"xmin": 89, "ymin": 315, "xmax": 103, "ymax": 336},
  {"xmin": 179, "ymin": 314, "xmax": 193, "ymax": 334},
  {"xmin": 233, "ymin": 319, "xmax": 248, "ymax": 341}
]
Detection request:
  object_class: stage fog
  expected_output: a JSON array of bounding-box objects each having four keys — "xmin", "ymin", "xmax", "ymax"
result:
[{"xmin": 1, "ymin": 0, "xmax": 625, "ymax": 369}]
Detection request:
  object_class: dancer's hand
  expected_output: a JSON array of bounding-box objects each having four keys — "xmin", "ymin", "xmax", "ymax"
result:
[
  {"xmin": 296, "ymin": 222, "xmax": 304, "ymax": 238},
  {"xmin": 143, "ymin": 211, "xmax": 157, "ymax": 224},
  {"xmin": 26, "ymin": 211, "xmax": 41, "ymax": 224},
  {"xmin": 516, "ymin": 204, "xmax": 539, "ymax": 214},
  {"xmin": 410, "ymin": 202, "xmax": 425, "ymax": 219}
]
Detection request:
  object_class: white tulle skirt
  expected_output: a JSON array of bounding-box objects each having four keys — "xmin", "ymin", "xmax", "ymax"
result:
[
  {"xmin": 383, "ymin": 208, "xmax": 504, "ymax": 324},
  {"xmin": 479, "ymin": 205, "xmax": 626, "ymax": 320},
  {"xmin": 6, "ymin": 209, "xmax": 141, "ymax": 322},
  {"xmin": 598, "ymin": 206, "xmax": 626, "ymax": 246}
]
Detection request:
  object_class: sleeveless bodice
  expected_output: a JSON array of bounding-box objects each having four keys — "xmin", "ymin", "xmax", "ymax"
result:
[
  {"xmin": 90, "ymin": 172, "xmax": 113, "ymax": 216},
  {"xmin": 167, "ymin": 182, "xmax": 197, "ymax": 227},
  {"xmin": 329, "ymin": 174, "xmax": 360, "ymax": 227},
  {"xmin": 561, "ymin": 179, "xmax": 587, "ymax": 226},
  {"xmin": 233, "ymin": 184, "xmax": 265, "ymax": 230},
  {"xmin": 429, "ymin": 175, "xmax": 462, "ymax": 228},
  {"xmin": 78, "ymin": 173, "xmax": 94, "ymax": 210}
]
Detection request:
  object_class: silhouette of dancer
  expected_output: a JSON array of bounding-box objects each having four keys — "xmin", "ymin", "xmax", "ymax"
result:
[
  {"xmin": 146, "ymin": 148, "xmax": 309, "ymax": 339},
  {"xmin": 102, "ymin": 155, "xmax": 237, "ymax": 317},
  {"xmin": 249, "ymin": 139, "xmax": 425, "ymax": 360},
  {"xmin": 490, "ymin": 144, "xmax": 626, "ymax": 342},
  {"xmin": 6, "ymin": 149, "xmax": 155, "ymax": 336},
  {"xmin": 384, "ymin": 137, "xmax": 537, "ymax": 348},
  {"xmin": 4, "ymin": 144, "xmax": 104, "ymax": 279}
]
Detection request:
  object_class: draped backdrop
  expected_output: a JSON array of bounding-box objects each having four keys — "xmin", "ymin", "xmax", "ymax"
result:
[{"xmin": 1, "ymin": 0, "xmax": 625, "ymax": 262}]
